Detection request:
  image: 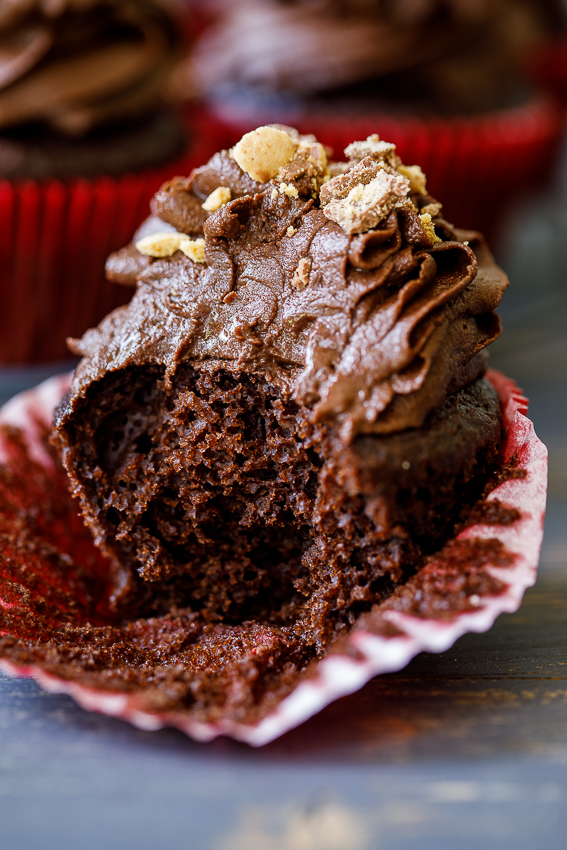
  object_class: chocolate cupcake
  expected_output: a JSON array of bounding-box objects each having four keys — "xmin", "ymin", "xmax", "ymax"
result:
[
  {"xmin": 0, "ymin": 0, "xmax": 187, "ymax": 178},
  {"xmin": 0, "ymin": 126, "xmax": 547, "ymax": 741},
  {"xmin": 32, "ymin": 125, "xmax": 520, "ymax": 730},
  {"xmin": 0, "ymin": 0, "xmax": 197, "ymax": 364}
]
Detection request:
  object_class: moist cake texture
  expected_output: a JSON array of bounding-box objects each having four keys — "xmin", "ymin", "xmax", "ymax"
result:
[
  {"xmin": 60, "ymin": 365, "xmax": 502, "ymax": 646},
  {"xmin": 52, "ymin": 126, "xmax": 509, "ymax": 721}
]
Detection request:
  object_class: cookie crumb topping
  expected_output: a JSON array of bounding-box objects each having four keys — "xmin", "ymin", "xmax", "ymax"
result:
[
  {"xmin": 231, "ymin": 126, "xmax": 297, "ymax": 182},
  {"xmin": 227, "ymin": 128, "xmax": 440, "ymax": 237},
  {"xmin": 419, "ymin": 213, "xmax": 441, "ymax": 243},
  {"xmin": 320, "ymin": 157, "xmax": 410, "ymax": 234},
  {"xmin": 345, "ymin": 135, "xmax": 400, "ymax": 167},
  {"xmin": 202, "ymin": 186, "xmax": 231, "ymax": 212},
  {"xmin": 135, "ymin": 233, "xmax": 185, "ymax": 258},
  {"xmin": 421, "ymin": 201, "xmax": 442, "ymax": 217},
  {"xmin": 279, "ymin": 182, "xmax": 299, "ymax": 198},
  {"xmin": 291, "ymin": 257, "xmax": 311, "ymax": 291},
  {"xmin": 136, "ymin": 232, "xmax": 206, "ymax": 262},
  {"xmin": 398, "ymin": 164, "xmax": 427, "ymax": 195},
  {"xmin": 179, "ymin": 237, "xmax": 206, "ymax": 263}
]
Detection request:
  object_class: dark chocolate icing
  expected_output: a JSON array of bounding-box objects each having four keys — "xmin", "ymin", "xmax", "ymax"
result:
[
  {"xmin": 0, "ymin": 0, "xmax": 181, "ymax": 135},
  {"xmin": 68, "ymin": 128, "xmax": 508, "ymax": 441}
]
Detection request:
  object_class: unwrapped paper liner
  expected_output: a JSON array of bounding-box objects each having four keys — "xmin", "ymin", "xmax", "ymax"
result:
[{"xmin": 0, "ymin": 370, "xmax": 547, "ymax": 745}]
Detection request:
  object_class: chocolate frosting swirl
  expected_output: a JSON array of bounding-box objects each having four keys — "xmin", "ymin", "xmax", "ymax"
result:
[
  {"xmin": 67, "ymin": 129, "xmax": 507, "ymax": 442},
  {"xmin": 0, "ymin": 0, "xmax": 181, "ymax": 135}
]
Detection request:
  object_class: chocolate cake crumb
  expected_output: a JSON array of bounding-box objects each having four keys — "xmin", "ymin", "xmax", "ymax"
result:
[
  {"xmin": 371, "ymin": 538, "xmax": 514, "ymax": 622},
  {"xmin": 48, "ymin": 365, "xmax": 502, "ymax": 720},
  {"xmin": 461, "ymin": 497, "xmax": 522, "ymax": 529},
  {"xmin": 486, "ymin": 451, "xmax": 528, "ymax": 492}
]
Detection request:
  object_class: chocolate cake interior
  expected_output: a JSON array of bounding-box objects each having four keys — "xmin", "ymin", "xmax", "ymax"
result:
[{"xmin": 61, "ymin": 365, "xmax": 502, "ymax": 662}]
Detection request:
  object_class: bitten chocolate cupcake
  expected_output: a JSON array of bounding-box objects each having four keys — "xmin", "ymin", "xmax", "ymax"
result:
[
  {"xmin": 0, "ymin": 0, "xmax": 196, "ymax": 364},
  {"xmin": 44, "ymin": 126, "xmax": 513, "ymax": 726}
]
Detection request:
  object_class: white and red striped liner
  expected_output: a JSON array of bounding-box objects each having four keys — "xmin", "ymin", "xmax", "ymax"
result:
[{"xmin": 0, "ymin": 370, "xmax": 547, "ymax": 745}]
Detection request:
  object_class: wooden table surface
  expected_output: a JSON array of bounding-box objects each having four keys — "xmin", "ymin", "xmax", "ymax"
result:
[{"xmin": 0, "ymin": 196, "xmax": 566, "ymax": 850}]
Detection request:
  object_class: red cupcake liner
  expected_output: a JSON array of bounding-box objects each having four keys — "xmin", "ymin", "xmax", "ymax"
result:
[
  {"xmin": 0, "ymin": 370, "xmax": 547, "ymax": 745},
  {"xmin": 528, "ymin": 38, "xmax": 567, "ymax": 103},
  {"xmin": 0, "ymin": 143, "xmax": 206, "ymax": 366},
  {"xmin": 192, "ymin": 92, "xmax": 566, "ymax": 243}
]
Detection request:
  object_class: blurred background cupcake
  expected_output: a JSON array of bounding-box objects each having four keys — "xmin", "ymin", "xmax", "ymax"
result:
[
  {"xmin": 187, "ymin": 0, "xmax": 567, "ymax": 244},
  {"xmin": 0, "ymin": 0, "xmax": 198, "ymax": 365}
]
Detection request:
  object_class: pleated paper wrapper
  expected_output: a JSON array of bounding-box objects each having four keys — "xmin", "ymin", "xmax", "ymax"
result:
[{"xmin": 0, "ymin": 370, "xmax": 547, "ymax": 745}]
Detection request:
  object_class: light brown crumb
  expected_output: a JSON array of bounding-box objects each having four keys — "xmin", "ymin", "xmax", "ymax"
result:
[
  {"xmin": 398, "ymin": 164, "xmax": 427, "ymax": 195},
  {"xmin": 279, "ymin": 182, "xmax": 299, "ymax": 198},
  {"xmin": 327, "ymin": 162, "xmax": 351, "ymax": 178},
  {"xmin": 179, "ymin": 237, "xmax": 206, "ymax": 263},
  {"xmin": 419, "ymin": 213, "xmax": 441, "ymax": 243},
  {"xmin": 202, "ymin": 186, "xmax": 231, "ymax": 212},
  {"xmin": 286, "ymin": 226, "xmax": 296, "ymax": 237},
  {"xmin": 291, "ymin": 257, "xmax": 311, "ymax": 291},
  {"xmin": 345, "ymin": 135, "xmax": 399, "ymax": 167},
  {"xmin": 231, "ymin": 126, "xmax": 297, "ymax": 183},
  {"xmin": 420, "ymin": 201, "xmax": 442, "ymax": 217},
  {"xmin": 135, "ymin": 232, "xmax": 184, "ymax": 258},
  {"xmin": 320, "ymin": 157, "xmax": 410, "ymax": 234},
  {"xmin": 135, "ymin": 231, "xmax": 207, "ymax": 262},
  {"xmin": 297, "ymin": 139, "xmax": 328, "ymax": 168},
  {"xmin": 271, "ymin": 188, "xmax": 278, "ymax": 200},
  {"xmin": 275, "ymin": 136, "xmax": 330, "ymax": 195}
]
